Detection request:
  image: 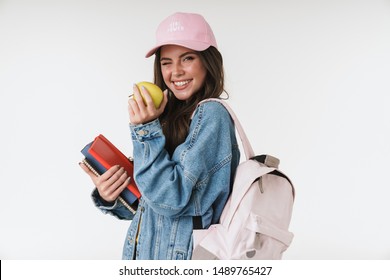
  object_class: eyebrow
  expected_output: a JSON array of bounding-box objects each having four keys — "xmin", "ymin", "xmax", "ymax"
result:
[{"xmin": 160, "ymin": 51, "xmax": 198, "ymax": 62}]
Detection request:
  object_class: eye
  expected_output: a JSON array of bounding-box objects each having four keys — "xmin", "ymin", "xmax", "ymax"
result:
[{"xmin": 183, "ymin": 56, "xmax": 195, "ymax": 62}]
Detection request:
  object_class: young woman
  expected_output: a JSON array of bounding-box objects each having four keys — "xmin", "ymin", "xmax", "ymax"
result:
[{"xmin": 80, "ymin": 12, "xmax": 240, "ymax": 260}]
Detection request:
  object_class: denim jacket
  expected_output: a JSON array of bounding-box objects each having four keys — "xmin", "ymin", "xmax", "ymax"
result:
[{"xmin": 92, "ymin": 101, "xmax": 240, "ymax": 259}]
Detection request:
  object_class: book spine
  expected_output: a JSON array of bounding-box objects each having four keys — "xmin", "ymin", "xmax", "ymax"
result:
[
  {"xmin": 82, "ymin": 159, "xmax": 100, "ymax": 177},
  {"xmin": 118, "ymin": 197, "xmax": 136, "ymax": 214}
]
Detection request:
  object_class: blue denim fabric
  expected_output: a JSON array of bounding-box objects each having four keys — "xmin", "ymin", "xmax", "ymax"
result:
[{"xmin": 92, "ymin": 101, "xmax": 240, "ymax": 259}]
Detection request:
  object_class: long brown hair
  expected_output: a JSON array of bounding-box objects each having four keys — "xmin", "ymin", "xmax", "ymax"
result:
[{"xmin": 153, "ymin": 46, "xmax": 227, "ymax": 155}]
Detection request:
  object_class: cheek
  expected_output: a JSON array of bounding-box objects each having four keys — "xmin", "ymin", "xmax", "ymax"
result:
[
  {"xmin": 161, "ymin": 70, "xmax": 171, "ymax": 84},
  {"xmin": 195, "ymin": 68, "xmax": 207, "ymax": 86},
  {"xmin": 193, "ymin": 64, "xmax": 207, "ymax": 82}
]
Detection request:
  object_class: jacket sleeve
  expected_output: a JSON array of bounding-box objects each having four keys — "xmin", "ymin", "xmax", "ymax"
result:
[
  {"xmin": 91, "ymin": 188, "xmax": 135, "ymax": 220},
  {"xmin": 129, "ymin": 101, "xmax": 236, "ymax": 218}
]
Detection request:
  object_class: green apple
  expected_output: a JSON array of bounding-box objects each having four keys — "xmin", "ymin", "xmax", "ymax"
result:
[{"xmin": 134, "ymin": 81, "xmax": 163, "ymax": 108}]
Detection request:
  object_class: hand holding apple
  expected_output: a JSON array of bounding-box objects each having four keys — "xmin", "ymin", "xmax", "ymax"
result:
[
  {"xmin": 133, "ymin": 81, "xmax": 164, "ymax": 109},
  {"xmin": 128, "ymin": 81, "xmax": 167, "ymax": 125}
]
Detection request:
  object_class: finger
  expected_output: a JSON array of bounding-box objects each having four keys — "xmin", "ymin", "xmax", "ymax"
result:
[
  {"xmin": 79, "ymin": 161, "xmax": 92, "ymax": 174},
  {"xmin": 79, "ymin": 162, "xmax": 99, "ymax": 184},
  {"xmin": 105, "ymin": 167, "xmax": 127, "ymax": 189},
  {"xmin": 99, "ymin": 165, "xmax": 121, "ymax": 182},
  {"xmin": 157, "ymin": 89, "xmax": 169, "ymax": 113},
  {"xmin": 128, "ymin": 103, "xmax": 135, "ymax": 118},
  {"xmin": 96, "ymin": 165, "xmax": 122, "ymax": 192},
  {"xmin": 133, "ymin": 84, "xmax": 146, "ymax": 110},
  {"xmin": 111, "ymin": 176, "xmax": 132, "ymax": 200},
  {"xmin": 100, "ymin": 168, "xmax": 129, "ymax": 201},
  {"xmin": 139, "ymin": 86, "xmax": 155, "ymax": 109},
  {"xmin": 128, "ymin": 98, "xmax": 139, "ymax": 118}
]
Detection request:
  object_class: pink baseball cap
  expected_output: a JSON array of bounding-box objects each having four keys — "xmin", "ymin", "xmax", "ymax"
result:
[{"xmin": 145, "ymin": 12, "xmax": 218, "ymax": 58}]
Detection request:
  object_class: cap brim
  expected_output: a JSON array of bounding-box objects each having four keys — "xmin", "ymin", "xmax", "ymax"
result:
[{"xmin": 145, "ymin": 40, "xmax": 212, "ymax": 58}]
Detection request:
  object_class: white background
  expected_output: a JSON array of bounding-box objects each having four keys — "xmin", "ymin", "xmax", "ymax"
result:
[{"xmin": 1, "ymin": 0, "xmax": 389, "ymax": 260}]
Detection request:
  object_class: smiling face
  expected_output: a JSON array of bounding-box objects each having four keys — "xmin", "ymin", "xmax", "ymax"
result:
[{"xmin": 160, "ymin": 45, "xmax": 207, "ymax": 101}]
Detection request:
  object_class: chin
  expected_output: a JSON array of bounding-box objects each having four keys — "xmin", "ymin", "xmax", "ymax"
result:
[{"xmin": 172, "ymin": 91, "xmax": 195, "ymax": 101}]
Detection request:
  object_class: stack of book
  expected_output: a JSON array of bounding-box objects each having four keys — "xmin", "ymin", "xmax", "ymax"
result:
[{"xmin": 81, "ymin": 134, "xmax": 140, "ymax": 213}]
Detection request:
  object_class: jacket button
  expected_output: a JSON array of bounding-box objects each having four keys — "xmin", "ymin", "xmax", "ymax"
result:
[{"xmin": 137, "ymin": 130, "xmax": 148, "ymax": 136}]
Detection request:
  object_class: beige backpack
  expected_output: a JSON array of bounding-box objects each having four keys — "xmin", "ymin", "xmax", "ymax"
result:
[{"xmin": 192, "ymin": 99, "xmax": 295, "ymax": 260}]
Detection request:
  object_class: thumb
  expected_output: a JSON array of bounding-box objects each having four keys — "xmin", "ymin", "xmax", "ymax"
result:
[
  {"xmin": 158, "ymin": 89, "xmax": 169, "ymax": 111},
  {"xmin": 79, "ymin": 162, "xmax": 98, "ymax": 178}
]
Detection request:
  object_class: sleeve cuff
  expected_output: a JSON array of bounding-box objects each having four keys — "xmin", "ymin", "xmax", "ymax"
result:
[
  {"xmin": 129, "ymin": 119, "xmax": 163, "ymax": 142},
  {"xmin": 91, "ymin": 188, "xmax": 118, "ymax": 211}
]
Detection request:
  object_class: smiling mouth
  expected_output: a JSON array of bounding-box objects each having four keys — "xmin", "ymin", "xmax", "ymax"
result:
[{"xmin": 173, "ymin": 80, "xmax": 191, "ymax": 87}]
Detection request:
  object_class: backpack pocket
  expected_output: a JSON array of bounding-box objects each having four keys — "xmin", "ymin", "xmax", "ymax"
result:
[
  {"xmin": 192, "ymin": 226, "xmax": 224, "ymax": 260},
  {"xmin": 243, "ymin": 212, "xmax": 294, "ymax": 259}
]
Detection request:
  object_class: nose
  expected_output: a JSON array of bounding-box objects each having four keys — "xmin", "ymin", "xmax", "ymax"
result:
[{"xmin": 172, "ymin": 61, "xmax": 184, "ymax": 77}]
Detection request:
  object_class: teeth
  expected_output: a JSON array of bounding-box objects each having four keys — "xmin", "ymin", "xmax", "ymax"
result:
[{"xmin": 174, "ymin": 80, "xmax": 190, "ymax": 87}]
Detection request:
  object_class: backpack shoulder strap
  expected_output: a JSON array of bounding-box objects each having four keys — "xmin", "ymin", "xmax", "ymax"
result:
[{"xmin": 192, "ymin": 98, "xmax": 255, "ymax": 160}]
